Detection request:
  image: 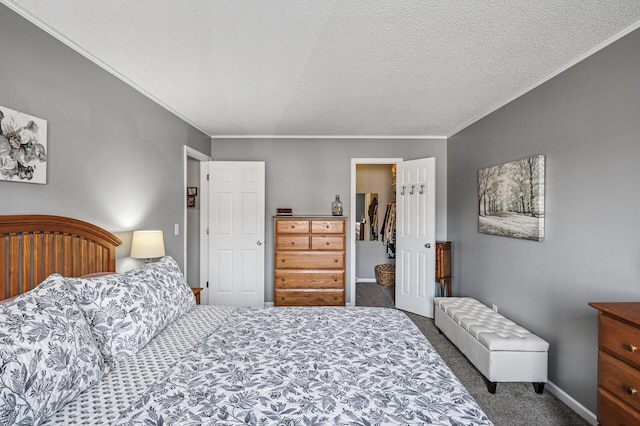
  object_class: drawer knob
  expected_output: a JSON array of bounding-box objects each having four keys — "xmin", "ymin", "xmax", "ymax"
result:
[
  {"xmin": 625, "ymin": 343, "xmax": 638, "ymax": 352},
  {"xmin": 334, "ymin": 259, "xmax": 338, "ymax": 263},
  {"xmin": 291, "ymin": 242, "xmax": 295, "ymax": 245},
  {"xmin": 281, "ymin": 277, "xmax": 285, "ymax": 281},
  {"xmin": 281, "ymin": 259, "xmax": 286, "ymax": 263},
  {"xmin": 626, "ymin": 386, "xmax": 637, "ymax": 396},
  {"xmin": 281, "ymin": 297, "xmax": 285, "ymax": 301},
  {"xmin": 326, "ymin": 242, "xmax": 330, "ymax": 245},
  {"xmin": 326, "ymin": 225, "xmax": 330, "ymax": 229}
]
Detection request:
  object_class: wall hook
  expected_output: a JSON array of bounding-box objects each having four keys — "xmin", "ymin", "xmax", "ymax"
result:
[
  {"xmin": 401, "ymin": 186, "xmax": 406, "ymax": 195},
  {"xmin": 409, "ymin": 185, "xmax": 415, "ymax": 195},
  {"xmin": 419, "ymin": 184, "xmax": 425, "ymax": 194}
]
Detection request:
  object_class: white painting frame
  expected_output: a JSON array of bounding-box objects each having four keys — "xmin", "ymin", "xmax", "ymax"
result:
[
  {"xmin": 478, "ymin": 155, "xmax": 545, "ymax": 241},
  {"xmin": 0, "ymin": 105, "xmax": 48, "ymax": 184}
]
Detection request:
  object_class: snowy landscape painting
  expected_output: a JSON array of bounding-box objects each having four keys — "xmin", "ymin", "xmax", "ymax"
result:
[{"xmin": 478, "ymin": 155, "xmax": 545, "ymax": 241}]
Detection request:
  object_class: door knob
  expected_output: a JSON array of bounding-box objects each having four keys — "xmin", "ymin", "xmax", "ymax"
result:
[
  {"xmin": 425, "ymin": 243, "xmax": 431, "ymax": 248},
  {"xmin": 257, "ymin": 241, "xmax": 262, "ymax": 246}
]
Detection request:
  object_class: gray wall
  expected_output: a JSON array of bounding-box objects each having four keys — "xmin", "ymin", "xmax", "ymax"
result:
[
  {"xmin": 448, "ymin": 28, "xmax": 640, "ymax": 413},
  {"xmin": 211, "ymin": 138, "xmax": 447, "ymax": 304},
  {"xmin": 0, "ymin": 5, "xmax": 211, "ymax": 271}
]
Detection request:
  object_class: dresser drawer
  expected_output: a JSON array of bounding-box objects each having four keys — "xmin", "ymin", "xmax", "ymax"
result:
[
  {"xmin": 598, "ymin": 386, "xmax": 640, "ymax": 426},
  {"xmin": 275, "ymin": 271, "xmax": 344, "ymax": 289},
  {"xmin": 600, "ymin": 314, "xmax": 640, "ymax": 369},
  {"xmin": 275, "ymin": 252, "xmax": 344, "ymax": 269},
  {"xmin": 275, "ymin": 220, "xmax": 309, "ymax": 234},
  {"xmin": 599, "ymin": 350, "xmax": 640, "ymax": 411},
  {"xmin": 311, "ymin": 236, "xmax": 344, "ymax": 250},
  {"xmin": 311, "ymin": 220, "xmax": 345, "ymax": 234},
  {"xmin": 274, "ymin": 289, "xmax": 344, "ymax": 306},
  {"xmin": 275, "ymin": 235, "xmax": 310, "ymax": 250}
]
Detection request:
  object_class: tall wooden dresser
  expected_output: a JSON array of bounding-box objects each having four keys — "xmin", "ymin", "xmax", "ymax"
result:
[
  {"xmin": 274, "ymin": 216, "xmax": 346, "ymax": 306},
  {"xmin": 589, "ymin": 302, "xmax": 640, "ymax": 425}
]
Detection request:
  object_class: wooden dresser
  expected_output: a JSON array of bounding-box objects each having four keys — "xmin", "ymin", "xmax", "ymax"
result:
[
  {"xmin": 589, "ymin": 302, "xmax": 640, "ymax": 425},
  {"xmin": 436, "ymin": 241, "xmax": 452, "ymax": 297},
  {"xmin": 274, "ymin": 216, "xmax": 346, "ymax": 306}
]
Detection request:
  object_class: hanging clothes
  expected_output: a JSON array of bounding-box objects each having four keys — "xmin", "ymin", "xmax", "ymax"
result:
[
  {"xmin": 381, "ymin": 202, "xmax": 396, "ymax": 258},
  {"xmin": 368, "ymin": 196, "xmax": 379, "ymax": 240}
]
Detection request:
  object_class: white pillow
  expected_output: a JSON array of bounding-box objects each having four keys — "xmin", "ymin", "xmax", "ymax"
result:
[{"xmin": 0, "ymin": 274, "xmax": 108, "ymax": 425}]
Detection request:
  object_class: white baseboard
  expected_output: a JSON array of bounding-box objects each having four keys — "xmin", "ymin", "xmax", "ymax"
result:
[
  {"xmin": 356, "ymin": 277, "xmax": 377, "ymax": 283},
  {"xmin": 264, "ymin": 302, "xmax": 274, "ymax": 307},
  {"xmin": 546, "ymin": 381, "xmax": 596, "ymax": 425}
]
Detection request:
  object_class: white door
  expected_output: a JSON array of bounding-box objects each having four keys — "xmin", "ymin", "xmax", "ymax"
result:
[
  {"xmin": 395, "ymin": 158, "xmax": 436, "ymax": 318},
  {"xmin": 200, "ymin": 161, "xmax": 265, "ymax": 306}
]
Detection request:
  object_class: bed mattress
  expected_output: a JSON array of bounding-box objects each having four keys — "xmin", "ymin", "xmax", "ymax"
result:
[{"xmin": 44, "ymin": 306, "xmax": 492, "ymax": 425}]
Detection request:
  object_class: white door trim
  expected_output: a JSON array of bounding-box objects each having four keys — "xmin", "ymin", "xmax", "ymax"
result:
[
  {"xmin": 350, "ymin": 157, "xmax": 403, "ymax": 307},
  {"xmin": 183, "ymin": 145, "xmax": 211, "ymax": 285}
]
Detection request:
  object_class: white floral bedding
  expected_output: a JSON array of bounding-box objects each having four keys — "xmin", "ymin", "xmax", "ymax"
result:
[
  {"xmin": 42, "ymin": 305, "xmax": 235, "ymax": 425},
  {"xmin": 114, "ymin": 307, "xmax": 493, "ymax": 426}
]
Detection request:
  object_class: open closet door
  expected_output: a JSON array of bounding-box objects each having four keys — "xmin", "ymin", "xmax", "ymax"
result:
[
  {"xmin": 200, "ymin": 161, "xmax": 265, "ymax": 306},
  {"xmin": 395, "ymin": 157, "xmax": 436, "ymax": 318}
]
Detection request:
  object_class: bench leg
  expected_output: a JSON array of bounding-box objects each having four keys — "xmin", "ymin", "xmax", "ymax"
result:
[
  {"xmin": 486, "ymin": 380, "xmax": 497, "ymax": 394},
  {"xmin": 532, "ymin": 382, "xmax": 545, "ymax": 394}
]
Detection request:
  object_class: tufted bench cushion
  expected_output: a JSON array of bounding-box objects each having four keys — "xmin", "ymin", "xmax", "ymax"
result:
[{"xmin": 434, "ymin": 297, "xmax": 549, "ymax": 394}]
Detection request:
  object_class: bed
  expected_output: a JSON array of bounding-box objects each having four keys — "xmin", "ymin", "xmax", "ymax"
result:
[{"xmin": 1, "ymin": 215, "xmax": 493, "ymax": 425}]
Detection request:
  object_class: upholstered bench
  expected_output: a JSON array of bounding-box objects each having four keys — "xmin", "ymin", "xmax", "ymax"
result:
[{"xmin": 434, "ymin": 297, "xmax": 549, "ymax": 394}]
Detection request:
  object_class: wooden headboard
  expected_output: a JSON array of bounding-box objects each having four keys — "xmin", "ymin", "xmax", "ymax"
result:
[{"xmin": 0, "ymin": 215, "xmax": 122, "ymax": 301}]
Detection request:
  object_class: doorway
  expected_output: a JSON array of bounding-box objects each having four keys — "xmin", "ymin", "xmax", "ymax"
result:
[
  {"xmin": 183, "ymin": 146, "xmax": 211, "ymax": 290},
  {"xmin": 350, "ymin": 158, "xmax": 402, "ymax": 307},
  {"xmin": 350, "ymin": 157, "xmax": 437, "ymax": 317}
]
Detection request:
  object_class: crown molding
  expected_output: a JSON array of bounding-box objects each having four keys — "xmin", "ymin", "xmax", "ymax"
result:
[
  {"xmin": 210, "ymin": 135, "xmax": 447, "ymax": 140},
  {"xmin": 2, "ymin": 0, "xmax": 211, "ymax": 137},
  {"xmin": 448, "ymin": 19, "xmax": 640, "ymax": 137}
]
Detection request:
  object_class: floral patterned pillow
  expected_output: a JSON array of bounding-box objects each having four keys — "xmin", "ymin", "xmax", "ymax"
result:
[
  {"xmin": 141, "ymin": 255, "xmax": 196, "ymax": 325},
  {"xmin": 66, "ymin": 255, "xmax": 195, "ymax": 365},
  {"xmin": 0, "ymin": 274, "xmax": 108, "ymax": 425},
  {"xmin": 66, "ymin": 269, "xmax": 165, "ymax": 365}
]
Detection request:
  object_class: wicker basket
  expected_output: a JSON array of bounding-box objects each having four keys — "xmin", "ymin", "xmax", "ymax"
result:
[{"xmin": 375, "ymin": 264, "xmax": 395, "ymax": 287}]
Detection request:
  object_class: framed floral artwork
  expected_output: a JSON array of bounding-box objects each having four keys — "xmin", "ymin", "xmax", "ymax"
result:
[
  {"xmin": 478, "ymin": 155, "xmax": 545, "ymax": 241},
  {"xmin": 0, "ymin": 106, "xmax": 48, "ymax": 184}
]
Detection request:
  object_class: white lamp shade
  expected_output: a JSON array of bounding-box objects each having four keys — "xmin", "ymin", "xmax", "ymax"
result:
[{"xmin": 130, "ymin": 230, "xmax": 166, "ymax": 259}]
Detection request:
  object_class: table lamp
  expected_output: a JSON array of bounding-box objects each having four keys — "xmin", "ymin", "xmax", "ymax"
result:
[{"xmin": 130, "ymin": 230, "xmax": 165, "ymax": 263}]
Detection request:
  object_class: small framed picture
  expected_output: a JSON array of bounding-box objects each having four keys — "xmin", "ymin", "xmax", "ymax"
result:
[
  {"xmin": 187, "ymin": 187, "xmax": 198, "ymax": 196},
  {"xmin": 187, "ymin": 195, "xmax": 196, "ymax": 208}
]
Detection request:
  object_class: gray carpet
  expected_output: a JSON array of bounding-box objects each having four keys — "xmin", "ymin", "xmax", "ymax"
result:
[{"xmin": 356, "ymin": 282, "xmax": 590, "ymax": 426}]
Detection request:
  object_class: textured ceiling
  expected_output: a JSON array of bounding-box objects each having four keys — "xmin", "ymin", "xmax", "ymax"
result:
[{"xmin": 3, "ymin": 1, "xmax": 640, "ymax": 138}]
